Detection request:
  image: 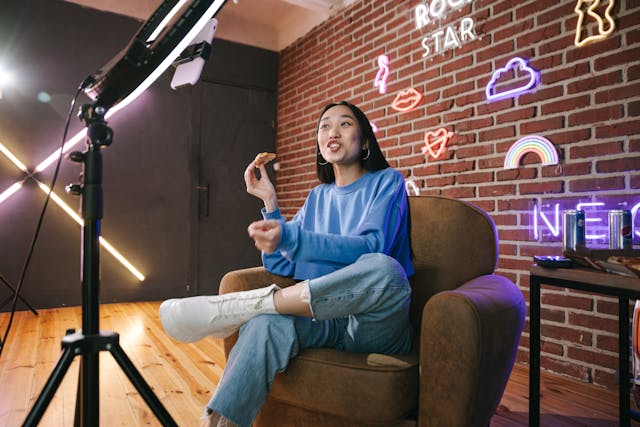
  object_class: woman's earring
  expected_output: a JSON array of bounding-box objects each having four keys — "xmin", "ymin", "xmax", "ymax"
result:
[
  {"xmin": 318, "ymin": 153, "xmax": 329, "ymax": 165},
  {"xmin": 361, "ymin": 147, "xmax": 371, "ymax": 161}
]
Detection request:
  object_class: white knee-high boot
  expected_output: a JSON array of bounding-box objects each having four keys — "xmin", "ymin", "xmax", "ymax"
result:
[{"xmin": 159, "ymin": 284, "xmax": 280, "ymax": 342}]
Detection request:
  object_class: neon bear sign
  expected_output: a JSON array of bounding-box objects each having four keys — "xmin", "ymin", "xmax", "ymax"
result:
[{"xmin": 414, "ymin": 0, "xmax": 478, "ymax": 58}]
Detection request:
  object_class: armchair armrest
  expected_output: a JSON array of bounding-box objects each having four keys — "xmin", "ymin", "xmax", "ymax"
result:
[
  {"xmin": 418, "ymin": 274, "xmax": 525, "ymax": 427},
  {"xmin": 219, "ymin": 266, "xmax": 297, "ymax": 356}
]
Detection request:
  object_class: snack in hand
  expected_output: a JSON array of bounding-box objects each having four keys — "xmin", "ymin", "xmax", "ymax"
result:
[{"xmin": 254, "ymin": 152, "xmax": 277, "ymax": 166}]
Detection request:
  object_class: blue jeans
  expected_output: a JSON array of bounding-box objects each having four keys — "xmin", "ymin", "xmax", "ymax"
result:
[{"xmin": 207, "ymin": 253, "xmax": 413, "ymax": 427}]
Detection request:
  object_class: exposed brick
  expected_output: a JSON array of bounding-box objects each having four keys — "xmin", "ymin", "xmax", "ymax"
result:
[
  {"xmin": 541, "ymin": 324, "xmax": 593, "ymax": 347},
  {"xmin": 478, "ymin": 184, "xmax": 516, "ymax": 197},
  {"xmin": 596, "ymin": 157, "xmax": 640, "ymax": 173},
  {"xmin": 570, "ymin": 141, "xmax": 624, "ymax": 159},
  {"xmin": 519, "ymin": 180, "xmax": 564, "ymax": 195},
  {"xmin": 568, "ymin": 105, "xmax": 623, "ymax": 127},
  {"xmin": 275, "ymin": 0, "xmax": 640, "ymax": 387},
  {"xmin": 569, "ymin": 177, "xmax": 625, "ymax": 192}
]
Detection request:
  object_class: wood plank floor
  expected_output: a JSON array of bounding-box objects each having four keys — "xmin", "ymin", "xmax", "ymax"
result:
[{"xmin": 0, "ymin": 302, "xmax": 638, "ymax": 426}]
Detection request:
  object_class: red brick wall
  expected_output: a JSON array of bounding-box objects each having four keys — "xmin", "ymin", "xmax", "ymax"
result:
[{"xmin": 275, "ymin": 0, "xmax": 640, "ymax": 387}]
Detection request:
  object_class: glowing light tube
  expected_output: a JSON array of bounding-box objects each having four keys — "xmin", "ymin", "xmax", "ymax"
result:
[
  {"xmin": 0, "ymin": 182, "xmax": 22, "ymax": 204},
  {"xmin": 107, "ymin": 0, "xmax": 226, "ymax": 116},
  {"xmin": 37, "ymin": 183, "xmax": 145, "ymax": 281},
  {"xmin": 0, "ymin": 142, "xmax": 28, "ymax": 171}
]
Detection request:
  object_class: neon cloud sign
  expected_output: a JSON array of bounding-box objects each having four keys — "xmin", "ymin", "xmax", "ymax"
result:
[
  {"xmin": 574, "ymin": 0, "xmax": 616, "ymax": 47},
  {"xmin": 421, "ymin": 128, "xmax": 454, "ymax": 160},
  {"xmin": 0, "ymin": 141, "xmax": 145, "ymax": 281},
  {"xmin": 485, "ymin": 57, "xmax": 540, "ymax": 102},
  {"xmin": 503, "ymin": 135, "xmax": 559, "ymax": 169},
  {"xmin": 391, "ymin": 88, "xmax": 424, "ymax": 112},
  {"xmin": 374, "ymin": 55, "xmax": 390, "ymax": 94}
]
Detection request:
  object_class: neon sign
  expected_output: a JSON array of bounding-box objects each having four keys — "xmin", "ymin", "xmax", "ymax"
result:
[
  {"xmin": 574, "ymin": 0, "xmax": 616, "ymax": 47},
  {"xmin": 0, "ymin": 141, "xmax": 145, "ymax": 281},
  {"xmin": 374, "ymin": 55, "xmax": 390, "ymax": 94},
  {"xmin": 421, "ymin": 128, "xmax": 454, "ymax": 160},
  {"xmin": 503, "ymin": 135, "xmax": 559, "ymax": 169},
  {"xmin": 530, "ymin": 199, "xmax": 640, "ymax": 245},
  {"xmin": 391, "ymin": 88, "xmax": 424, "ymax": 112},
  {"xmin": 414, "ymin": 1, "xmax": 478, "ymax": 58},
  {"xmin": 486, "ymin": 57, "xmax": 540, "ymax": 102}
]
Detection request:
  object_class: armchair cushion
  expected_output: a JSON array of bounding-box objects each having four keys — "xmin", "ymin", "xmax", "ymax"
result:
[{"xmin": 266, "ymin": 348, "xmax": 418, "ymax": 424}]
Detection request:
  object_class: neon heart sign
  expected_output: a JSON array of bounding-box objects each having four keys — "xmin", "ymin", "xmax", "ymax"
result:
[{"xmin": 421, "ymin": 128, "xmax": 454, "ymax": 159}]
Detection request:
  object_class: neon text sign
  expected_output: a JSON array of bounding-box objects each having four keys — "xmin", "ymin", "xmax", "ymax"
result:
[
  {"xmin": 531, "ymin": 198, "xmax": 640, "ymax": 245},
  {"xmin": 415, "ymin": 0, "xmax": 478, "ymax": 58}
]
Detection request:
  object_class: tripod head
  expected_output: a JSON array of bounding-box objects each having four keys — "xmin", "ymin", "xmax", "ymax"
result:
[{"xmin": 78, "ymin": 104, "xmax": 113, "ymax": 148}]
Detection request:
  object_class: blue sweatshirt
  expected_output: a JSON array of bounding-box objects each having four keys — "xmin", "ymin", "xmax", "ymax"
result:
[{"xmin": 262, "ymin": 168, "xmax": 413, "ymax": 280}]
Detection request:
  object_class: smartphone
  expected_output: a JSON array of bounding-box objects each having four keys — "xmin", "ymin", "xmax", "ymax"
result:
[{"xmin": 533, "ymin": 255, "xmax": 574, "ymax": 268}]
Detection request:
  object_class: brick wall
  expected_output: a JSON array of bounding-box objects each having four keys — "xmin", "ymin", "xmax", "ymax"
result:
[{"xmin": 275, "ymin": 0, "xmax": 640, "ymax": 387}]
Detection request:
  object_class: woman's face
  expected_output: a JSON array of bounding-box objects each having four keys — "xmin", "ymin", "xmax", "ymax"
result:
[{"xmin": 317, "ymin": 105, "xmax": 365, "ymax": 167}]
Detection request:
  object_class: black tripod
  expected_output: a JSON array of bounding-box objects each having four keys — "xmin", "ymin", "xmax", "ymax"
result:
[{"xmin": 23, "ymin": 104, "xmax": 177, "ymax": 426}]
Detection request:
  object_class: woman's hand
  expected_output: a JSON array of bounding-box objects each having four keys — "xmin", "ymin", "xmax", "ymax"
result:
[
  {"xmin": 244, "ymin": 161, "xmax": 278, "ymax": 212},
  {"xmin": 248, "ymin": 220, "xmax": 282, "ymax": 254}
]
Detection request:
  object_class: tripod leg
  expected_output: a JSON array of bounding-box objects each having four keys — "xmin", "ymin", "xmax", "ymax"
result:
[
  {"xmin": 109, "ymin": 342, "xmax": 178, "ymax": 427},
  {"xmin": 23, "ymin": 347, "xmax": 76, "ymax": 426},
  {"xmin": 109, "ymin": 342, "xmax": 177, "ymax": 427}
]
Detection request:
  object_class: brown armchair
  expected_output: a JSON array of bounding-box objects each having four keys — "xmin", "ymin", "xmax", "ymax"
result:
[{"xmin": 219, "ymin": 195, "xmax": 526, "ymax": 426}]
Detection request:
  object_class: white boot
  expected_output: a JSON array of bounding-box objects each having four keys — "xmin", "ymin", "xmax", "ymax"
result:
[{"xmin": 159, "ymin": 284, "xmax": 280, "ymax": 342}]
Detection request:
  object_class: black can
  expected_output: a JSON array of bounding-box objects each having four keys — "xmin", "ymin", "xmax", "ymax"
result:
[
  {"xmin": 609, "ymin": 209, "xmax": 633, "ymax": 249},
  {"xmin": 563, "ymin": 209, "xmax": 585, "ymax": 252}
]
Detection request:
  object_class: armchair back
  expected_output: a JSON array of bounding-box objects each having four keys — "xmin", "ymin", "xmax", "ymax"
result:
[{"xmin": 408, "ymin": 196, "xmax": 499, "ymax": 333}]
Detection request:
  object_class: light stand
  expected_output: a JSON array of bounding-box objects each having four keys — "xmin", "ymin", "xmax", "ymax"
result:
[{"xmin": 23, "ymin": 104, "xmax": 177, "ymax": 426}]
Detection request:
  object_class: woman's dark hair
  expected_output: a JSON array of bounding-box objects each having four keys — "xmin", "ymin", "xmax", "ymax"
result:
[{"xmin": 316, "ymin": 101, "xmax": 390, "ymax": 184}]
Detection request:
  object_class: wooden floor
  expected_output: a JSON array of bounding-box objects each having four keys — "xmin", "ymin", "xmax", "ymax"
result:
[{"xmin": 0, "ymin": 302, "xmax": 638, "ymax": 426}]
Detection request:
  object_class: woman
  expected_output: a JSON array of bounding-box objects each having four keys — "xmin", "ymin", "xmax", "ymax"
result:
[{"xmin": 159, "ymin": 101, "xmax": 414, "ymax": 427}]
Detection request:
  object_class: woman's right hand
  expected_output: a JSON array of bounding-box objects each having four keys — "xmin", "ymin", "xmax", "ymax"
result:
[{"xmin": 244, "ymin": 160, "xmax": 278, "ymax": 212}]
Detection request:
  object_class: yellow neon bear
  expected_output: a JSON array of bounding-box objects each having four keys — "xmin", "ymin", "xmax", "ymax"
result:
[{"xmin": 574, "ymin": 0, "xmax": 616, "ymax": 47}]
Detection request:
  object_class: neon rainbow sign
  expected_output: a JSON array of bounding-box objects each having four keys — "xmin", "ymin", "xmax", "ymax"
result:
[
  {"xmin": 503, "ymin": 135, "xmax": 559, "ymax": 170},
  {"xmin": 485, "ymin": 57, "xmax": 540, "ymax": 102}
]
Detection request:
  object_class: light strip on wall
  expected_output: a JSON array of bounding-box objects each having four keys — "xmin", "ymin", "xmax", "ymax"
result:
[
  {"xmin": 37, "ymin": 182, "xmax": 146, "ymax": 281},
  {"xmin": 0, "ymin": 140, "xmax": 145, "ymax": 281},
  {"xmin": 0, "ymin": 142, "xmax": 28, "ymax": 171},
  {"xmin": 0, "ymin": 181, "xmax": 22, "ymax": 204}
]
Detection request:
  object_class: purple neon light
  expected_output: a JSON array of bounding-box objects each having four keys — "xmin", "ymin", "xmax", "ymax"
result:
[{"xmin": 485, "ymin": 57, "xmax": 540, "ymax": 102}]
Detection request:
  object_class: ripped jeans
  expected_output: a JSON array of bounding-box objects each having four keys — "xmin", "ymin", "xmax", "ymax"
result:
[{"xmin": 207, "ymin": 253, "xmax": 413, "ymax": 427}]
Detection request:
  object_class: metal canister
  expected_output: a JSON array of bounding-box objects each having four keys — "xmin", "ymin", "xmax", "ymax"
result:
[
  {"xmin": 563, "ymin": 209, "xmax": 585, "ymax": 252},
  {"xmin": 609, "ymin": 209, "xmax": 633, "ymax": 249}
]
